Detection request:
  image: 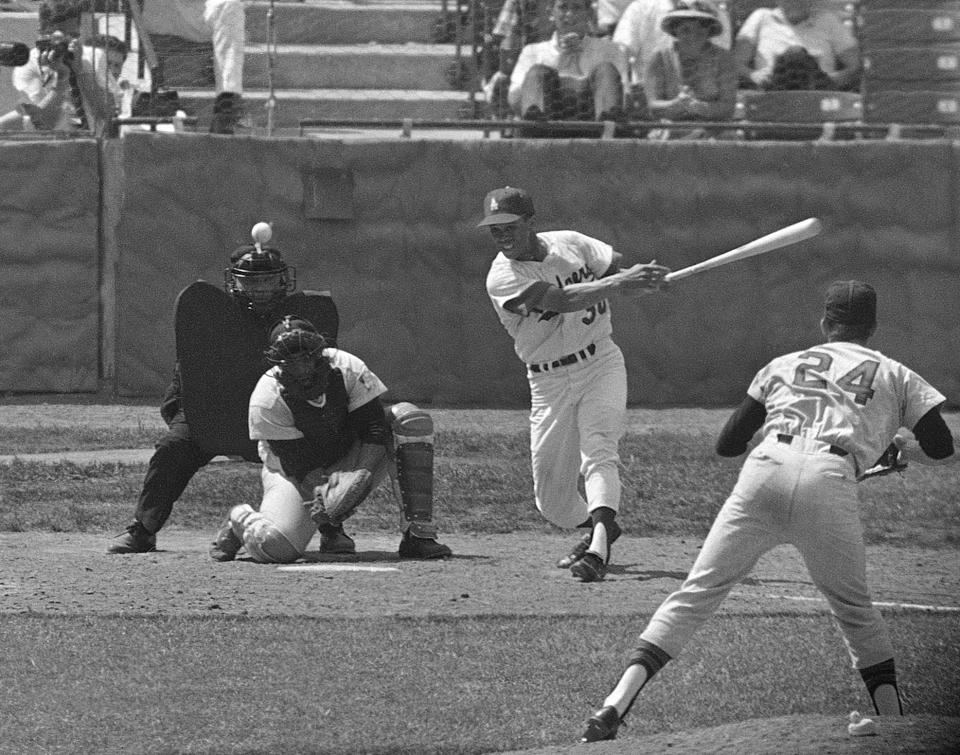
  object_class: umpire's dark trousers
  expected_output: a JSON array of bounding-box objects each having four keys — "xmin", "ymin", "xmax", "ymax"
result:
[{"xmin": 135, "ymin": 414, "xmax": 215, "ymax": 534}]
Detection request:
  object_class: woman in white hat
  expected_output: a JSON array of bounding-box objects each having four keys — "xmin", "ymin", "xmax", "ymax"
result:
[{"xmin": 643, "ymin": 0, "xmax": 737, "ymax": 130}]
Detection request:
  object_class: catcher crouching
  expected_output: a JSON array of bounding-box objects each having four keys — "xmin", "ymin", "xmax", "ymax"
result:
[{"xmin": 210, "ymin": 316, "xmax": 452, "ymax": 563}]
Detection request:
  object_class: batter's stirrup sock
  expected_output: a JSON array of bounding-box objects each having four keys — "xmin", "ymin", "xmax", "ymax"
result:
[
  {"xmin": 859, "ymin": 658, "xmax": 902, "ymax": 715},
  {"xmin": 621, "ymin": 640, "xmax": 672, "ymax": 718}
]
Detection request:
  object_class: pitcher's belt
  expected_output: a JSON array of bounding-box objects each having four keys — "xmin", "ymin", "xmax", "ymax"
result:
[
  {"xmin": 529, "ymin": 343, "xmax": 597, "ymax": 373},
  {"xmin": 776, "ymin": 433, "xmax": 848, "ymax": 457}
]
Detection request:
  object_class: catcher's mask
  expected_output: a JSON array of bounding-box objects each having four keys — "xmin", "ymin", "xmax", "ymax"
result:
[
  {"xmin": 224, "ymin": 244, "xmax": 296, "ymax": 313},
  {"xmin": 266, "ymin": 316, "xmax": 331, "ymax": 401}
]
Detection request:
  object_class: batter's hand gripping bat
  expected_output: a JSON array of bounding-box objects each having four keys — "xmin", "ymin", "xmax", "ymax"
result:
[{"xmin": 664, "ymin": 218, "xmax": 823, "ymax": 283}]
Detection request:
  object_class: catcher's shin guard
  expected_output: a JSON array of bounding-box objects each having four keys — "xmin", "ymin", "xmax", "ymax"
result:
[
  {"xmin": 229, "ymin": 504, "xmax": 301, "ymax": 564},
  {"xmin": 390, "ymin": 402, "xmax": 438, "ymax": 539}
]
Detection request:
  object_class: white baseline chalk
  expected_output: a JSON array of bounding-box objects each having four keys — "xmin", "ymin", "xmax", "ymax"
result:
[
  {"xmin": 769, "ymin": 594, "xmax": 960, "ymax": 613},
  {"xmin": 278, "ymin": 564, "xmax": 400, "ymax": 573}
]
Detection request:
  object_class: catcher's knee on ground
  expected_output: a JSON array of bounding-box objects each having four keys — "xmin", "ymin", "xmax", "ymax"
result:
[
  {"xmin": 229, "ymin": 504, "xmax": 302, "ymax": 564},
  {"xmin": 389, "ymin": 402, "xmax": 439, "ymax": 539}
]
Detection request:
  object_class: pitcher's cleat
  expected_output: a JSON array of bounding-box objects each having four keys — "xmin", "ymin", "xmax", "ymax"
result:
[
  {"xmin": 209, "ymin": 522, "xmax": 242, "ymax": 562},
  {"xmin": 398, "ymin": 531, "xmax": 452, "ymax": 559},
  {"xmin": 106, "ymin": 521, "xmax": 156, "ymax": 554},
  {"xmin": 570, "ymin": 551, "xmax": 607, "ymax": 582},
  {"xmin": 556, "ymin": 520, "xmax": 621, "ymax": 568},
  {"xmin": 319, "ymin": 524, "xmax": 356, "ymax": 554},
  {"xmin": 579, "ymin": 705, "xmax": 622, "ymax": 742}
]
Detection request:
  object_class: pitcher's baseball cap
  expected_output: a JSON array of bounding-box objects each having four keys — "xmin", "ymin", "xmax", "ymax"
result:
[
  {"xmin": 823, "ymin": 280, "xmax": 876, "ymax": 326},
  {"xmin": 477, "ymin": 186, "xmax": 534, "ymax": 227}
]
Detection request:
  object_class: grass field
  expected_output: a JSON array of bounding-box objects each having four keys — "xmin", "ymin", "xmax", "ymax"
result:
[{"xmin": 0, "ymin": 406, "xmax": 958, "ymax": 753}]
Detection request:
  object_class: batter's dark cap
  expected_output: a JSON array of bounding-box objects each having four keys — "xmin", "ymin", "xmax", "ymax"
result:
[
  {"xmin": 477, "ymin": 186, "xmax": 534, "ymax": 227},
  {"xmin": 823, "ymin": 280, "xmax": 877, "ymax": 326}
]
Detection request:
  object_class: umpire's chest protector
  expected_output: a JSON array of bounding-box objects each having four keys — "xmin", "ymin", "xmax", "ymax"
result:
[{"xmin": 175, "ymin": 281, "xmax": 341, "ymax": 460}]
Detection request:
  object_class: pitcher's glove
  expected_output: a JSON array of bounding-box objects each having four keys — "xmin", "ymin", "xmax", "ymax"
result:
[{"xmin": 858, "ymin": 443, "xmax": 908, "ymax": 481}]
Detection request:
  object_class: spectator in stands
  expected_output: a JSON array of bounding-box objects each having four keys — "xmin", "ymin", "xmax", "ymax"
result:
[
  {"xmin": 644, "ymin": 1, "xmax": 733, "ymax": 117},
  {"xmin": 91, "ymin": 32, "xmax": 128, "ymax": 82},
  {"xmin": 644, "ymin": 0, "xmax": 736, "ymax": 134},
  {"xmin": 139, "ymin": 0, "xmax": 245, "ymax": 133},
  {"xmin": 734, "ymin": 0, "xmax": 860, "ymax": 91},
  {"xmin": 613, "ymin": 0, "xmax": 731, "ymax": 90},
  {"xmin": 483, "ymin": 0, "xmax": 553, "ymax": 118},
  {"xmin": 0, "ymin": 0, "xmax": 120, "ymax": 135},
  {"xmin": 506, "ymin": 0, "xmax": 629, "ymax": 123}
]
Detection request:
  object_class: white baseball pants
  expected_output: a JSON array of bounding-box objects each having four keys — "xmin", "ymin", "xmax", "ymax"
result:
[
  {"xmin": 528, "ymin": 337, "xmax": 626, "ymax": 529},
  {"xmin": 238, "ymin": 441, "xmax": 391, "ymax": 563},
  {"xmin": 640, "ymin": 435, "xmax": 895, "ymax": 670}
]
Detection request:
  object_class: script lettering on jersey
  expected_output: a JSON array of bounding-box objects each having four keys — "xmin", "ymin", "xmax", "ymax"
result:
[
  {"xmin": 555, "ymin": 267, "xmax": 608, "ymax": 325},
  {"xmin": 793, "ymin": 351, "xmax": 880, "ymax": 405}
]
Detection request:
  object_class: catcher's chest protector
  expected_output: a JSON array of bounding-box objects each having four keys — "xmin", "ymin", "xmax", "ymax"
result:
[{"xmin": 175, "ymin": 281, "xmax": 340, "ymax": 459}]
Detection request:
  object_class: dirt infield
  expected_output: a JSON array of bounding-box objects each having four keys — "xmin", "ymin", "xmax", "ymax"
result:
[{"xmin": 3, "ymin": 531, "xmax": 957, "ymax": 620}]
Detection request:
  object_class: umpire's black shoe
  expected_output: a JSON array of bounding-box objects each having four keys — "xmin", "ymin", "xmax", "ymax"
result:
[
  {"xmin": 398, "ymin": 531, "xmax": 452, "ymax": 559},
  {"xmin": 556, "ymin": 520, "xmax": 621, "ymax": 568},
  {"xmin": 579, "ymin": 705, "xmax": 622, "ymax": 742},
  {"xmin": 106, "ymin": 521, "xmax": 156, "ymax": 554}
]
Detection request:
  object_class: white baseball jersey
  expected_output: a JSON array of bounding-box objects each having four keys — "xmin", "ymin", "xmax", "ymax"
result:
[
  {"xmin": 507, "ymin": 34, "xmax": 630, "ymax": 109},
  {"xmin": 486, "ymin": 230, "xmax": 616, "ymax": 366},
  {"xmin": 748, "ymin": 341, "xmax": 946, "ymax": 475},
  {"xmin": 248, "ymin": 349, "xmax": 387, "ymax": 473},
  {"xmin": 736, "ymin": 7, "xmax": 857, "ymax": 82}
]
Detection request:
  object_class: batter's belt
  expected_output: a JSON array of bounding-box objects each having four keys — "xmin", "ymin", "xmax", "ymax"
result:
[{"xmin": 528, "ymin": 343, "xmax": 596, "ymax": 373}]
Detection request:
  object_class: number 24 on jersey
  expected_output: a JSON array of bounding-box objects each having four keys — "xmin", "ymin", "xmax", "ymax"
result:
[{"xmin": 793, "ymin": 351, "xmax": 879, "ymax": 405}]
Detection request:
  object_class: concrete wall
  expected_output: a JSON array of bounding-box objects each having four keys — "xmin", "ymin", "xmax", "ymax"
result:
[
  {"xmin": 0, "ymin": 138, "xmax": 100, "ymax": 392},
  {"xmin": 4, "ymin": 132, "xmax": 959, "ymax": 406}
]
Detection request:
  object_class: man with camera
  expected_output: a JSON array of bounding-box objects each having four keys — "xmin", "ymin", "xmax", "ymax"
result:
[{"xmin": 0, "ymin": 0, "xmax": 120, "ymax": 134}]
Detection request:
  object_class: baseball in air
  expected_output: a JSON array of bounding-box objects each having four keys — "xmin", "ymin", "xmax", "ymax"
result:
[{"xmin": 251, "ymin": 222, "xmax": 272, "ymax": 244}]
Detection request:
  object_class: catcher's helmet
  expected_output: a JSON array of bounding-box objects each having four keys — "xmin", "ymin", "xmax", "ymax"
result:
[
  {"xmin": 224, "ymin": 244, "xmax": 296, "ymax": 311},
  {"xmin": 265, "ymin": 316, "xmax": 327, "ymax": 364}
]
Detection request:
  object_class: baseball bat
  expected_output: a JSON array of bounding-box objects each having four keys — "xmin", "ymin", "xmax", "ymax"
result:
[{"xmin": 664, "ymin": 218, "xmax": 823, "ymax": 282}]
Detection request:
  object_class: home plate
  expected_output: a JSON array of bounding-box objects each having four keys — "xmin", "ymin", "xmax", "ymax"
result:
[{"xmin": 277, "ymin": 564, "xmax": 400, "ymax": 573}]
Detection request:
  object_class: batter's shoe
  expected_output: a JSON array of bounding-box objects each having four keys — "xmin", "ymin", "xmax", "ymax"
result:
[
  {"xmin": 106, "ymin": 521, "xmax": 156, "ymax": 554},
  {"xmin": 319, "ymin": 524, "xmax": 356, "ymax": 554},
  {"xmin": 570, "ymin": 551, "xmax": 607, "ymax": 582},
  {"xmin": 209, "ymin": 522, "xmax": 242, "ymax": 562},
  {"xmin": 556, "ymin": 520, "xmax": 621, "ymax": 568},
  {"xmin": 579, "ymin": 705, "xmax": 622, "ymax": 742},
  {"xmin": 398, "ymin": 531, "xmax": 452, "ymax": 559}
]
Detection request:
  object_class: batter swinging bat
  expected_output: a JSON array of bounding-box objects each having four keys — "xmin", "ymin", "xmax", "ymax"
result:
[{"xmin": 664, "ymin": 218, "xmax": 823, "ymax": 282}]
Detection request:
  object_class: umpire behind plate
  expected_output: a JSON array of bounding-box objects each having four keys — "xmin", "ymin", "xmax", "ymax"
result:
[
  {"xmin": 209, "ymin": 316, "xmax": 453, "ymax": 563},
  {"xmin": 107, "ymin": 224, "xmax": 339, "ymax": 554}
]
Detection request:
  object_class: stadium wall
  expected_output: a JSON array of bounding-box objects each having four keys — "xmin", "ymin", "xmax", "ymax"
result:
[{"xmin": 2, "ymin": 133, "xmax": 958, "ymax": 406}]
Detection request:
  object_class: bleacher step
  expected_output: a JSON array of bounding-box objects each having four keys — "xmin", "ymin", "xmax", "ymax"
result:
[
  {"xmin": 245, "ymin": 1, "xmax": 445, "ymax": 45},
  {"xmin": 244, "ymin": 43, "xmax": 462, "ymax": 89},
  {"xmin": 176, "ymin": 87, "xmax": 476, "ymax": 128}
]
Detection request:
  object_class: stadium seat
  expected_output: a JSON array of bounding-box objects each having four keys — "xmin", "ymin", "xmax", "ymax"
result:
[{"xmin": 739, "ymin": 89, "xmax": 862, "ymax": 139}]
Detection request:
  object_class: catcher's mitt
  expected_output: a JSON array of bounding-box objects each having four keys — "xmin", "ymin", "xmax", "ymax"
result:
[
  {"xmin": 858, "ymin": 443, "xmax": 908, "ymax": 481},
  {"xmin": 303, "ymin": 468, "xmax": 374, "ymax": 527}
]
